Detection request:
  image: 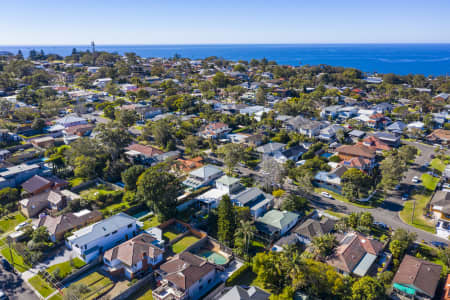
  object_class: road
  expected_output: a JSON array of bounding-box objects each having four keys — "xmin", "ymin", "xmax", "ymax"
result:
[{"xmin": 0, "ymin": 264, "xmax": 38, "ymax": 300}]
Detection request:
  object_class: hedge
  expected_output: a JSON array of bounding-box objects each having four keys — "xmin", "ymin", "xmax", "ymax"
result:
[{"xmin": 225, "ymin": 263, "xmax": 250, "ymax": 286}]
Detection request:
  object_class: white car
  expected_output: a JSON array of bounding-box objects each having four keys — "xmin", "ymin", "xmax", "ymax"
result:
[
  {"xmin": 0, "ymin": 290, "xmax": 7, "ymax": 300},
  {"xmin": 412, "ymin": 176, "xmax": 420, "ymax": 183},
  {"xmin": 321, "ymin": 192, "xmax": 333, "ymax": 199},
  {"xmin": 14, "ymin": 221, "xmax": 28, "ymax": 231}
]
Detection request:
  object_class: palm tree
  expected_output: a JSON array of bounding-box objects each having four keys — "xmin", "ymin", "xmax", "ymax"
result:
[{"xmin": 234, "ymin": 220, "xmax": 256, "ymax": 256}]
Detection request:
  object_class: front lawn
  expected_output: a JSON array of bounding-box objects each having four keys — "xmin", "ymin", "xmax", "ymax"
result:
[
  {"xmin": 47, "ymin": 257, "xmax": 86, "ymax": 279},
  {"xmin": 0, "ymin": 212, "xmax": 27, "ymax": 233},
  {"xmin": 314, "ymin": 188, "xmax": 377, "ymax": 208},
  {"xmin": 421, "ymin": 174, "xmax": 439, "ymax": 191},
  {"xmin": 399, "ymin": 192, "xmax": 435, "ymax": 233},
  {"xmin": 29, "ymin": 275, "xmax": 56, "ymax": 298},
  {"xmin": 226, "ymin": 266, "xmax": 267, "ymax": 291},
  {"xmin": 171, "ymin": 235, "xmax": 199, "ymax": 254},
  {"xmin": 431, "ymin": 158, "xmax": 446, "ymax": 173},
  {"xmin": 1, "ymin": 247, "xmax": 31, "ymax": 272},
  {"xmin": 75, "ymin": 272, "xmax": 114, "ymax": 300}
]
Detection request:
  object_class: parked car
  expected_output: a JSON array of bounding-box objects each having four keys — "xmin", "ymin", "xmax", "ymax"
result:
[
  {"xmin": 14, "ymin": 222, "xmax": 28, "ymax": 231},
  {"xmin": 424, "ymin": 162, "xmax": 430, "ymax": 168},
  {"xmin": 374, "ymin": 222, "xmax": 388, "ymax": 229},
  {"xmin": 402, "ymin": 193, "xmax": 409, "ymax": 201},
  {"xmin": 412, "ymin": 176, "xmax": 420, "ymax": 183},
  {"xmin": 431, "ymin": 241, "xmax": 447, "ymax": 248},
  {"xmin": 1, "ymin": 258, "xmax": 12, "ymax": 272},
  {"xmin": 321, "ymin": 192, "xmax": 333, "ymax": 199}
]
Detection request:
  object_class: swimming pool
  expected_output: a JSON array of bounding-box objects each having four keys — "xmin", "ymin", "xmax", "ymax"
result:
[{"xmin": 198, "ymin": 250, "xmax": 228, "ymax": 265}]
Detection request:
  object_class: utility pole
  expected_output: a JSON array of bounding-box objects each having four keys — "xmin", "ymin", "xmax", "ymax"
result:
[
  {"xmin": 91, "ymin": 41, "xmax": 96, "ymax": 66},
  {"xmin": 411, "ymin": 198, "xmax": 416, "ymax": 224},
  {"xmin": 7, "ymin": 238, "xmax": 14, "ymax": 273}
]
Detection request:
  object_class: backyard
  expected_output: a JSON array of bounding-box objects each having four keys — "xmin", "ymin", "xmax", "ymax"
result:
[
  {"xmin": 72, "ymin": 271, "xmax": 114, "ymax": 300},
  {"xmin": 142, "ymin": 215, "xmax": 160, "ymax": 230},
  {"xmin": 171, "ymin": 235, "xmax": 200, "ymax": 254},
  {"xmin": 0, "ymin": 211, "xmax": 27, "ymax": 233}
]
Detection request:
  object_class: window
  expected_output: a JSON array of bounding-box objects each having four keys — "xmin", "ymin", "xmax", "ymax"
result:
[
  {"xmin": 208, "ymin": 279, "xmax": 211, "ymax": 284},
  {"xmin": 104, "ymin": 233, "xmax": 110, "ymax": 237},
  {"xmin": 112, "ymin": 230, "xmax": 117, "ymax": 234},
  {"xmin": 128, "ymin": 224, "xmax": 133, "ymax": 228},
  {"xmin": 199, "ymin": 285, "xmax": 203, "ymax": 290}
]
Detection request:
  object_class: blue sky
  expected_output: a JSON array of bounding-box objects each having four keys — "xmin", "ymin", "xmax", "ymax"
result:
[{"xmin": 1, "ymin": 0, "xmax": 450, "ymax": 45}]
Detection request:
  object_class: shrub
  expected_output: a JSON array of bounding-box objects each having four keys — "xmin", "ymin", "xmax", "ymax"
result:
[{"xmin": 225, "ymin": 263, "xmax": 250, "ymax": 286}]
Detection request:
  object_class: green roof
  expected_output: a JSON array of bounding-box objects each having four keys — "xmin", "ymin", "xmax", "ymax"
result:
[
  {"xmin": 393, "ymin": 283, "xmax": 416, "ymax": 295},
  {"xmin": 257, "ymin": 210, "xmax": 299, "ymax": 230},
  {"xmin": 216, "ymin": 175, "xmax": 240, "ymax": 186}
]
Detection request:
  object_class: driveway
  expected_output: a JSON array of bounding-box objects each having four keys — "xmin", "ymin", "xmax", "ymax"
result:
[{"xmin": 0, "ymin": 264, "xmax": 38, "ymax": 300}]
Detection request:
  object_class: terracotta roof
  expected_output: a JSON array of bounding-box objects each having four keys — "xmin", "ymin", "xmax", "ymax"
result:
[
  {"xmin": 126, "ymin": 143, "xmax": 164, "ymax": 157},
  {"xmin": 362, "ymin": 136, "xmax": 391, "ymax": 151},
  {"xmin": 64, "ymin": 124, "xmax": 95, "ymax": 136},
  {"xmin": 22, "ymin": 175, "xmax": 51, "ymax": 194},
  {"xmin": 175, "ymin": 157, "xmax": 204, "ymax": 172},
  {"xmin": 326, "ymin": 232, "xmax": 383, "ymax": 274},
  {"xmin": 336, "ymin": 144, "xmax": 376, "ymax": 159},
  {"xmin": 160, "ymin": 252, "xmax": 220, "ymax": 290},
  {"xmin": 104, "ymin": 233, "xmax": 163, "ymax": 267},
  {"xmin": 341, "ymin": 157, "xmax": 372, "ymax": 169},
  {"xmin": 38, "ymin": 210, "xmax": 102, "ymax": 237},
  {"xmin": 427, "ymin": 129, "xmax": 450, "ymax": 142},
  {"xmin": 205, "ymin": 122, "xmax": 228, "ymax": 131},
  {"xmin": 393, "ymin": 255, "xmax": 442, "ymax": 298}
]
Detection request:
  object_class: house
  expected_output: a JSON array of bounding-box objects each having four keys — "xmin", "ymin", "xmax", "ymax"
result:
[
  {"xmin": 314, "ymin": 165, "xmax": 349, "ymax": 194},
  {"xmin": 103, "ymin": 233, "xmax": 164, "ymax": 279},
  {"xmin": 121, "ymin": 104, "xmax": 163, "ymax": 120},
  {"xmin": 255, "ymin": 142, "xmax": 286, "ymax": 157},
  {"xmin": 320, "ymin": 105, "xmax": 342, "ymax": 119},
  {"xmin": 0, "ymin": 163, "xmax": 45, "ymax": 190},
  {"xmin": 373, "ymin": 102, "xmax": 393, "ymax": 114},
  {"xmin": 427, "ymin": 129, "xmax": 450, "ymax": 145},
  {"xmin": 66, "ymin": 213, "xmax": 140, "ymax": 263},
  {"xmin": 200, "ymin": 122, "xmax": 230, "ymax": 139},
  {"xmin": 227, "ymin": 133, "xmax": 250, "ymax": 144},
  {"xmin": 218, "ymin": 286, "xmax": 270, "ymax": 300},
  {"xmin": 442, "ymin": 274, "xmax": 450, "ymax": 300},
  {"xmin": 430, "ymin": 190, "xmax": 450, "ymax": 238},
  {"xmin": 273, "ymin": 145, "xmax": 307, "ymax": 163},
  {"xmin": 386, "ymin": 121, "xmax": 406, "ymax": 135},
  {"xmin": 63, "ymin": 124, "xmax": 95, "ymax": 137},
  {"xmin": 20, "ymin": 190, "xmax": 67, "ymax": 217},
  {"xmin": 232, "ymin": 187, "xmax": 273, "ymax": 218},
  {"xmin": 348, "ymin": 130, "xmax": 366, "ymax": 142},
  {"xmin": 293, "ymin": 217, "xmax": 336, "ymax": 244},
  {"xmin": 153, "ymin": 252, "xmax": 224, "ymax": 300},
  {"xmin": 407, "ymin": 121, "xmax": 425, "ymax": 131},
  {"xmin": 392, "ymin": 255, "xmax": 442, "ymax": 300},
  {"xmin": 286, "ymin": 116, "xmax": 325, "ymax": 137},
  {"xmin": 54, "ymin": 114, "xmax": 88, "ymax": 128},
  {"xmin": 326, "ymin": 232, "xmax": 384, "ymax": 276},
  {"xmin": 434, "ymin": 93, "xmax": 450, "ymax": 102},
  {"xmin": 255, "ymin": 210, "xmax": 300, "ymax": 237},
  {"xmin": 196, "ymin": 175, "xmax": 243, "ymax": 209},
  {"xmin": 244, "ymin": 133, "xmax": 265, "ymax": 147},
  {"xmin": 340, "ymin": 157, "xmax": 374, "ymax": 174},
  {"xmin": 361, "ymin": 136, "xmax": 391, "ymax": 153},
  {"xmin": 336, "ymin": 144, "xmax": 376, "ymax": 162},
  {"xmin": 0, "ymin": 150, "xmax": 11, "ymax": 161},
  {"xmin": 125, "ymin": 143, "xmax": 164, "ymax": 165},
  {"xmin": 372, "ymin": 132, "xmax": 401, "ymax": 147},
  {"xmin": 183, "ymin": 165, "xmax": 224, "ymax": 189},
  {"xmin": 31, "ymin": 136, "xmax": 55, "ymax": 149},
  {"xmin": 319, "ymin": 124, "xmax": 345, "ymax": 142},
  {"xmin": 21, "ymin": 175, "xmax": 67, "ymax": 196},
  {"xmin": 173, "ymin": 157, "xmax": 204, "ymax": 173},
  {"xmin": 93, "ymin": 78, "xmax": 112, "ymax": 88},
  {"xmin": 38, "ymin": 209, "xmax": 102, "ymax": 242}
]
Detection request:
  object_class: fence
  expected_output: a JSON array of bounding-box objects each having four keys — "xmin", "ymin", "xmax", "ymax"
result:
[{"xmin": 111, "ymin": 272, "xmax": 155, "ymax": 300}]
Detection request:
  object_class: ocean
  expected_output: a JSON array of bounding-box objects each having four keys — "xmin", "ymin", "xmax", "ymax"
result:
[{"xmin": 1, "ymin": 44, "xmax": 449, "ymax": 76}]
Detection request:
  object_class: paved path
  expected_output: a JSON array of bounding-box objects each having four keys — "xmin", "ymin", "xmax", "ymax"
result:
[{"xmin": 0, "ymin": 264, "xmax": 38, "ymax": 300}]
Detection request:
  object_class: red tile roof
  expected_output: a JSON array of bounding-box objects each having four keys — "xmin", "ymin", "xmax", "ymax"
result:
[{"xmin": 126, "ymin": 143, "xmax": 164, "ymax": 157}]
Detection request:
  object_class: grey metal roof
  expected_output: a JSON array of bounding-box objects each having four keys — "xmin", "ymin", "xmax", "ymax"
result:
[
  {"xmin": 189, "ymin": 164, "xmax": 223, "ymax": 179},
  {"xmin": 68, "ymin": 213, "xmax": 138, "ymax": 245},
  {"xmin": 233, "ymin": 187, "xmax": 266, "ymax": 205},
  {"xmin": 219, "ymin": 286, "xmax": 270, "ymax": 300},
  {"xmin": 256, "ymin": 142, "xmax": 286, "ymax": 154}
]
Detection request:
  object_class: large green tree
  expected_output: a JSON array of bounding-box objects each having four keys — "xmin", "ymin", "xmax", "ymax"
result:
[
  {"xmin": 341, "ymin": 168, "xmax": 371, "ymax": 202},
  {"xmin": 217, "ymin": 195, "xmax": 236, "ymax": 247},
  {"xmin": 352, "ymin": 276, "xmax": 385, "ymax": 300}
]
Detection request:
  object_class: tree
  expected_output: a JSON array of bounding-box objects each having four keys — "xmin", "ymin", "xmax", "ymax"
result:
[
  {"xmin": 255, "ymin": 87, "xmax": 266, "ymax": 105},
  {"xmin": 63, "ymin": 284, "xmax": 90, "ymax": 300},
  {"xmin": 136, "ymin": 166, "xmax": 182, "ymax": 221},
  {"xmin": 281, "ymin": 193, "xmax": 307, "ymax": 213},
  {"xmin": 217, "ymin": 195, "xmax": 236, "ymax": 247},
  {"xmin": 31, "ymin": 117, "xmax": 46, "ymax": 132},
  {"xmin": 151, "ymin": 119, "xmax": 174, "ymax": 149},
  {"xmin": 390, "ymin": 229, "xmax": 417, "ymax": 266},
  {"xmin": 31, "ymin": 227, "xmax": 51, "ymax": 244},
  {"xmin": 234, "ymin": 220, "xmax": 256, "ymax": 256},
  {"xmin": 95, "ymin": 123, "xmax": 132, "ymax": 161},
  {"xmin": 115, "ymin": 109, "xmax": 138, "ymax": 128},
  {"xmin": 121, "ymin": 165, "xmax": 145, "ymax": 191},
  {"xmin": 397, "ymin": 145, "xmax": 418, "ymax": 163},
  {"xmin": 183, "ymin": 135, "xmax": 200, "ymax": 156},
  {"xmin": 212, "ymin": 71, "xmax": 227, "ymax": 88},
  {"xmin": 352, "ymin": 276, "xmax": 385, "ymax": 300},
  {"xmin": 218, "ymin": 143, "xmax": 244, "ymax": 174},
  {"xmin": 74, "ymin": 155, "xmax": 97, "ymax": 179},
  {"xmin": 341, "ymin": 168, "xmax": 370, "ymax": 202},
  {"xmin": 379, "ymin": 152, "xmax": 407, "ymax": 192},
  {"xmin": 311, "ymin": 233, "xmax": 338, "ymax": 259}
]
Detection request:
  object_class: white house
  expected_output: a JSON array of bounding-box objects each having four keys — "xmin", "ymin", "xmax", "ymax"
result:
[{"xmin": 66, "ymin": 213, "xmax": 141, "ymax": 263}]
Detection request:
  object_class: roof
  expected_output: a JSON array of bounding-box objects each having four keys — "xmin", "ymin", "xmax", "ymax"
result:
[
  {"xmin": 336, "ymin": 144, "xmax": 375, "ymax": 159},
  {"xmin": 393, "ymin": 255, "xmax": 442, "ymax": 297},
  {"xmin": 216, "ymin": 175, "xmax": 240, "ymax": 186},
  {"xmin": 326, "ymin": 232, "xmax": 383, "ymax": 274},
  {"xmin": 219, "ymin": 286, "xmax": 270, "ymax": 300},
  {"xmin": 21, "ymin": 175, "xmax": 51, "ymax": 194},
  {"xmin": 256, "ymin": 142, "xmax": 286, "ymax": 154},
  {"xmin": 233, "ymin": 187, "xmax": 271, "ymax": 206},
  {"xmin": 431, "ymin": 190, "xmax": 450, "ymax": 208},
  {"xmin": 38, "ymin": 210, "xmax": 102, "ymax": 236},
  {"xmin": 126, "ymin": 143, "xmax": 164, "ymax": 157},
  {"xmin": 189, "ymin": 164, "xmax": 223, "ymax": 179},
  {"xmin": 20, "ymin": 190, "xmax": 63, "ymax": 208},
  {"xmin": 104, "ymin": 233, "xmax": 164, "ymax": 267},
  {"xmin": 160, "ymin": 252, "xmax": 221, "ymax": 290},
  {"xmin": 294, "ymin": 217, "xmax": 336, "ymax": 240},
  {"xmin": 427, "ymin": 129, "xmax": 450, "ymax": 142},
  {"xmin": 0, "ymin": 164, "xmax": 40, "ymax": 178},
  {"xmin": 257, "ymin": 210, "xmax": 299, "ymax": 231},
  {"xmin": 67, "ymin": 213, "xmax": 138, "ymax": 245},
  {"xmin": 348, "ymin": 130, "xmax": 366, "ymax": 138},
  {"xmin": 55, "ymin": 114, "xmax": 87, "ymax": 125}
]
